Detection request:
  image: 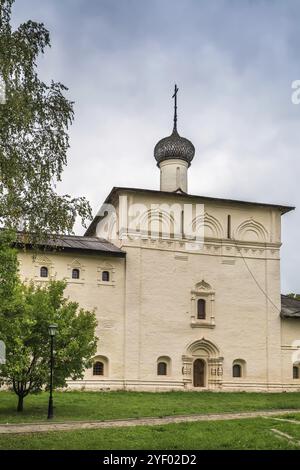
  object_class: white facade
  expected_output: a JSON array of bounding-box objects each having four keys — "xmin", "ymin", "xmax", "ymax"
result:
[
  {"xmin": 159, "ymin": 159, "xmax": 189, "ymax": 192},
  {"xmin": 18, "ymin": 185, "xmax": 300, "ymax": 392}
]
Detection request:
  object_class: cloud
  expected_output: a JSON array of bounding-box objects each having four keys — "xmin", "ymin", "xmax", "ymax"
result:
[{"xmin": 11, "ymin": 0, "xmax": 300, "ymax": 292}]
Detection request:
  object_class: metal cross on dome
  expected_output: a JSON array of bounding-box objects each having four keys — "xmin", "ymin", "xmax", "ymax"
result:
[{"xmin": 172, "ymin": 84, "xmax": 179, "ymax": 132}]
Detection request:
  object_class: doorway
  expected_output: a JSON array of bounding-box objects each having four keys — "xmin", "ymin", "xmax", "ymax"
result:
[{"xmin": 193, "ymin": 359, "xmax": 205, "ymax": 387}]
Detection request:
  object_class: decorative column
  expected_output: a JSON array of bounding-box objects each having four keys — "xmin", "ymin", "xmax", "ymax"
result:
[
  {"xmin": 181, "ymin": 355, "xmax": 193, "ymax": 388},
  {"xmin": 208, "ymin": 357, "xmax": 224, "ymax": 390}
]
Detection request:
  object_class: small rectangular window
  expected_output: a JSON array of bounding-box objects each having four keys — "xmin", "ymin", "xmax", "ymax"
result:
[
  {"xmin": 102, "ymin": 271, "xmax": 110, "ymax": 282},
  {"xmin": 293, "ymin": 366, "xmax": 299, "ymax": 379},
  {"xmin": 72, "ymin": 268, "xmax": 80, "ymax": 279},
  {"xmin": 227, "ymin": 215, "xmax": 231, "ymax": 239},
  {"xmin": 233, "ymin": 364, "xmax": 242, "ymax": 377},
  {"xmin": 93, "ymin": 362, "xmax": 104, "ymax": 376},
  {"xmin": 40, "ymin": 266, "xmax": 48, "ymax": 278},
  {"xmin": 157, "ymin": 362, "xmax": 167, "ymax": 376},
  {"xmin": 197, "ymin": 299, "xmax": 206, "ymax": 320}
]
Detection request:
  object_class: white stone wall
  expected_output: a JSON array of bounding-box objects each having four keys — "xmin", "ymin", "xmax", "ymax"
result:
[
  {"xmin": 281, "ymin": 319, "xmax": 300, "ymax": 391},
  {"xmin": 159, "ymin": 159, "xmax": 189, "ymax": 192},
  {"xmin": 18, "ymin": 251, "xmax": 126, "ymax": 390},
  {"xmin": 16, "ymin": 188, "xmax": 300, "ymax": 392}
]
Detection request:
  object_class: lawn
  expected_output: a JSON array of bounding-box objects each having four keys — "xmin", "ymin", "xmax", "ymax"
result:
[
  {"xmin": 0, "ymin": 390, "xmax": 300, "ymax": 424},
  {"xmin": 1, "ymin": 417, "xmax": 300, "ymax": 450}
]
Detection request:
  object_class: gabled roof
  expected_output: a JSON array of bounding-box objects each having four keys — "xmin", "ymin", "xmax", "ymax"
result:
[
  {"xmin": 85, "ymin": 186, "xmax": 295, "ymax": 236},
  {"xmin": 281, "ymin": 295, "xmax": 300, "ymax": 318},
  {"xmin": 16, "ymin": 234, "xmax": 125, "ymax": 258}
]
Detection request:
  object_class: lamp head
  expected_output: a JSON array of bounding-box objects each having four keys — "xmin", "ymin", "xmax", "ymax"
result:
[{"xmin": 48, "ymin": 324, "xmax": 58, "ymax": 337}]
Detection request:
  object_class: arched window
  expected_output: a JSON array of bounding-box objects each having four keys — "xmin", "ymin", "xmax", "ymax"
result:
[
  {"xmin": 293, "ymin": 365, "xmax": 300, "ymax": 379},
  {"xmin": 233, "ymin": 364, "xmax": 242, "ymax": 378},
  {"xmin": 40, "ymin": 266, "xmax": 48, "ymax": 278},
  {"xmin": 93, "ymin": 361, "xmax": 104, "ymax": 376},
  {"xmin": 72, "ymin": 268, "xmax": 80, "ymax": 279},
  {"xmin": 197, "ymin": 299, "xmax": 206, "ymax": 319},
  {"xmin": 102, "ymin": 271, "xmax": 110, "ymax": 282},
  {"xmin": 157, "ymin": 362, "xmax": 167, "ymax": 376}
]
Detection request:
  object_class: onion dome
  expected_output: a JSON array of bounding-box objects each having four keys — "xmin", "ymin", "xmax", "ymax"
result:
[
  {"xmin": 154, "ymin": 128, "xmax": 195, "ymax": 167},
  {"xmin": 154, "ymin": 84, "xmax": 195, "ymax": 167}
]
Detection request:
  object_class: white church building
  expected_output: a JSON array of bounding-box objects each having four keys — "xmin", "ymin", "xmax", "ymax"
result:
[{"xmin": 18, "ymin": 88, "xmax": 300, "ymax": 392}]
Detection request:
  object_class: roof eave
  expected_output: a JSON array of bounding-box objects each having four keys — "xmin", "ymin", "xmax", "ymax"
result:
[{"xmin": 14, "ymin": 241, "xmax": 126, "ymax": 258}]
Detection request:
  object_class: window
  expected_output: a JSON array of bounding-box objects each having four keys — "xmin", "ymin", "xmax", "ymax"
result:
[
  {"xmin": 233, "ymin": 364, "xmax": 242, "ymax": 378},
  {"xmin": 157, "ymin": 362, "xmax": 167, "ymax": 376},
  {"xmin": 176, "ymin": 167, "xmax": 180, "ymax": 188},
  {"xmin": 93, "ymin": 361, "xmax": 104, "ymax": 376},
  {"xmin": 40, "ymin": 266, "xmax": 48, "ymax": 278},
  {"xmin": 293, "ymin": 366, "xmax": 299, "ymax": 379},
  {"xmin": 157, "ymin": 356, "xmax": 171, "ymax": 376},
  {"xmin": 227, "ymin": 215, "xmax": 231, "ymax": 239},
  {"xmin": 181, "ymin": 210, "xmax": 184, "ymax": 238},
  {"xmin": 102, "ymin": 271, "xmax": 110, "ymax": 282},
  {"xmin": 72, "ymin": 268, "xmax": 80, "ymax": 279},
  {"xmin": 197, "ymin": 299, "xmax": 206, "ymax": 319}
]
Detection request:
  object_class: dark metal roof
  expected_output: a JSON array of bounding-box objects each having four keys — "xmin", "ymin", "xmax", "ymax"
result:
[
  {"xmin": 85, "ymin": 186, "xmax": 295, "ymax": 236},
  {"xmin": 16, "ymin": 234, "xmax": 125, "ymax": 257},
  {"xmin": 154, "ymin": 129, "xmax": 195, "ymax": 167},
  {"xmin": 281, "ymin": 295, "xmax": 300, "ymax": 318}
]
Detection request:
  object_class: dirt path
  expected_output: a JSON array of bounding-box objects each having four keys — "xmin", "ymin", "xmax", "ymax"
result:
[{"xmin": 0, "ymin": 409, "xmax": 299, "ymax": 434}]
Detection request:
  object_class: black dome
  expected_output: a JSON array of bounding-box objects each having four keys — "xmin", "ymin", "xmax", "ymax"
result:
[{"xmin": 154, "ymin": 128, "xmax": 195, "ymax": 167}]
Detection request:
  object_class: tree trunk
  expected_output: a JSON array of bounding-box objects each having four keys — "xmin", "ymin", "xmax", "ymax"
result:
[{"xmin": 17, "ymin": 395, "xmax": 24, "ymax": 412}]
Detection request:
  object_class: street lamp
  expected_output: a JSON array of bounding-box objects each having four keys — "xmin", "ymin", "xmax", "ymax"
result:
[{"xmin": 47, "ymin": 324, "xmax": 58, "ymax": 419}]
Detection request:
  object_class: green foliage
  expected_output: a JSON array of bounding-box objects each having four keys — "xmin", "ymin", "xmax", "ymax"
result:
[
  {"xmin": 0, "ymin": 229, "xmax": 19, "ymax": 306},
  {"xmin": 0, "ymin": 0, "xmax": 91, "ymax": 239},
  {"xmin": 0, "ymin": 235, "xmax": 98, "ymax": 410}
]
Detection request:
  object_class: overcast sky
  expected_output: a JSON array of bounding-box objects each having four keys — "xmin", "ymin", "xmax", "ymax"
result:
[{"xmin": 11, "ymin": 0, "xmax": 300, "ymax": 293}]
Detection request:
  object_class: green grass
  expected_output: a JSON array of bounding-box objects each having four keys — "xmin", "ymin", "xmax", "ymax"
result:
[
  {"xmin": 1, "ymin": 417, "xmax": 300, "ymax": 450},
  {"xmin": 0, "ymin": 391, "xmax": 300, "ymax": 424},
  {"xmin": 276, "ymin": 413, "xmax": 300, "ymax": 421}
]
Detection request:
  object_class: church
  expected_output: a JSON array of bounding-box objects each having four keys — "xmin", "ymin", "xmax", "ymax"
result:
[{"xmin": 18, "ymin": 87, "xmax": 300, "ymax": 392}]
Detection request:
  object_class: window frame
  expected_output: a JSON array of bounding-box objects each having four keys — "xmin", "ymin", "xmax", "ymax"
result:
[
  {"xmin": 97, "ymin": 265, "xmax": 115, "ymax": 286},
  {"xmin": 190, "ymin": 281, "xmax": 216, "ymax": 328},
  {"xmin": 232, "ymin": 360, "xmax": 246, "ymax": 379}
]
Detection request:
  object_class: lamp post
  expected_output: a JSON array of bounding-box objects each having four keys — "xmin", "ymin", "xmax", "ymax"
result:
[{"xmin": 47, "ymin": 324, "xmax": 58, "ymax": 420}]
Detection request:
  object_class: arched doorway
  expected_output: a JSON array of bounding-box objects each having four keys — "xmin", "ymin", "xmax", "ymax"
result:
[
  {"xmin": 193, "ymin": 359, "xmax": 205, "ymax": 387},
  {"xmin": 183, "ymin": 338, "xmax": 223, "ymax": 390}
]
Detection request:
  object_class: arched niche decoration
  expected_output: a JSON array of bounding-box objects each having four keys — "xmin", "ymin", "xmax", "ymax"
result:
[
  {"xmin": 137, "ymin": 207, "xmax": 178, "ymax": 240},
  {"xmin": 191, "ymin": 212, "xmax": 224, "ymax": 240},
  {"xmin": 234, "ymin": 218, "xmax": 268, "ymax": 242}
]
